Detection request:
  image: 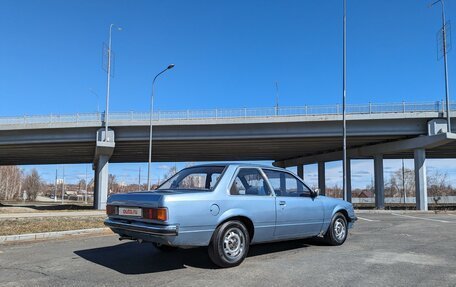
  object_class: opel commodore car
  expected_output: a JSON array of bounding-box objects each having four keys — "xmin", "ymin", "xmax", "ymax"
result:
[{"xmin": 105, "ymin": 163, "xmax": 357, "ymax": 267}]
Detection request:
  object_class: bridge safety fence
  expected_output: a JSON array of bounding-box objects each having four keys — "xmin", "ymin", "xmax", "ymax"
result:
[{"xmin": 0, "ymin": 101, "xmax": 454, "ymax": 126}]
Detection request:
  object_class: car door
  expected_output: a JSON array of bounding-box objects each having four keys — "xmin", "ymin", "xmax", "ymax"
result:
[
  {"xmin": 263, "ymin": 169, "xmax": 324, "ymax": 239},
  {"xmin": 226, "ymin": 168, "xmax": 276, "ymax": 243}
]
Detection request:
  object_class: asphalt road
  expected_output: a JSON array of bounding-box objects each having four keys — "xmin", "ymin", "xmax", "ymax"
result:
[{"xmin": 1, "ymin": 212, "xmax": 456, "ymax": 287}]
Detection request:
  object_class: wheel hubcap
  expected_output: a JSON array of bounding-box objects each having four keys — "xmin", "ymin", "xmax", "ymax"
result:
[
  {"xmin": 222, "ymin": 227, "xmax": 245, "ymax": 260},
  {"xmin": 334, "ymin": 218, "xmax": 346, "ymax": 241}
]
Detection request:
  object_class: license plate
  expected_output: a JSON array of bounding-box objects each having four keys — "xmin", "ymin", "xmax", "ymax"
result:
[{"xmin": 118, "ymin": 207, "xmax": 142, "ymax": 217}]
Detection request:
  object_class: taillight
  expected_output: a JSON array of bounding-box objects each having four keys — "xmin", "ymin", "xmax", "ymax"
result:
[
  {"xmin": 106, "ymin": 205, "xmax": 116, "ymax": 216},
  {"xmin": 142, "ymin": 207, "xmax": 168, "ymax": 221}
]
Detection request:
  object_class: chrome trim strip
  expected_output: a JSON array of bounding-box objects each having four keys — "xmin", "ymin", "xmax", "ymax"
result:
[{"xmin": 104, "ymin": 218, "xmax": 178, "ymax": 236}]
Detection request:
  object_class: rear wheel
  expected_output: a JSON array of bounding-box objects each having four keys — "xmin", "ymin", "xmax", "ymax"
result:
[
  {"xmin": 152, "ymin": 242, "xmax": 178, "ymax": 252},
  {"xmin": 323, "ymin": 212, "xmax": 348, "ymax": 246},
  {"xmin": 208, "ymin": 220, "xmax": 250, "ymax": 268}
]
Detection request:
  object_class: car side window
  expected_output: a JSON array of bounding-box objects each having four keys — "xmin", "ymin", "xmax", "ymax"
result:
[
  {"xmin": 210, "ymin": 173, "xmax": 222, "ymax": 189},
  {"xmin": 230, "ymin": 168, "xmax": 271, "ymax": 196},
  {"xmin": 263, "ymin": 169, "xmax": 311, "ymax": 197}
]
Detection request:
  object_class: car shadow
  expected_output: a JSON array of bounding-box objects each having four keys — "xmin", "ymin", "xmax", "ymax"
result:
[{"xmin": 74, "ymin": 238, "xmax": 324, "ymax": 274}]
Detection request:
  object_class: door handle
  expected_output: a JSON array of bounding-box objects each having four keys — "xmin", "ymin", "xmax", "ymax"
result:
[{"xmin": 279, "ymin": 201, "xmax": 286, "ymax": 206}]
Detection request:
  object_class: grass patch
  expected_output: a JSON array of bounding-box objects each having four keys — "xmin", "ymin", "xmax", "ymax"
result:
[{"xmin": 0, "ymin": 216, "xmax": 106, "ymax": 236}]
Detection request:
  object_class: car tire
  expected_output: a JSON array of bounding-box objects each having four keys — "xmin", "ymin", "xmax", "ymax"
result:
[
  {"xmin": 208, "ymin": 220, "xmax": 250, "ymax": 268},
  {"xmin": 152, "ymin": 242, "xmax": 178, "ymax": 252},
  {"xmin": 323, "ymin": 212, "xmax": 348, "ymax": 246}
]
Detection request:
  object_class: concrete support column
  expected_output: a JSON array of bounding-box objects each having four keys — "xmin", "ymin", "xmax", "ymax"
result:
[
  {"xmin": 318, "ymin": 162, "xmax": 326, "ymax": 195},
  {"xmin": 297, "ymin": 165, "xmax": 304, "ymax": 179},
  {"xmin": 93, "ymin": 129, "xmax": 115, "ymax": 210},
  {"xmin": 346, "ymin": 159, "xmax": 352, "ymax": 203},
  {"xmin": 414, "ymin": 148, "xmax": 428, "ymax": 211},
  {"xmin": 374, "ymin": 155, "xmax": 385, "ymax": 209}
]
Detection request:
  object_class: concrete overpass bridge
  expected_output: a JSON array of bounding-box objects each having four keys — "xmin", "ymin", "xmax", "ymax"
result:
[{"xmin": 0, "ymin": 101, "xmax": 455, "ymax": 210}]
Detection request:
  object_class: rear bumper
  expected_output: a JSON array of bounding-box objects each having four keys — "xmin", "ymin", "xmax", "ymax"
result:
[{"xmin": 104, "ymin": 218, "xmax": 178, "ymax": 236}]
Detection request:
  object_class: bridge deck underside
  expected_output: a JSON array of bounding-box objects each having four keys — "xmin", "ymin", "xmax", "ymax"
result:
[
  {"xmin": 1, "ymin": 135, "xmax": 456, "ymax": 165},
  {"xmin": 0, "ymin": 115, "xmax": 455, "ymax": 165}
]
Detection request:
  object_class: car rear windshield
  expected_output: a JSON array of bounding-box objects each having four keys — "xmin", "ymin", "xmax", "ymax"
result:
[{"xmin": 157, "ymin": 166, "xmax": 226, "ymax": 191}]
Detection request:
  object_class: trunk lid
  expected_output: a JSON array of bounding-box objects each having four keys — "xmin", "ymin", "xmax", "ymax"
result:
[{"xmin": 107, "ymin": 189, "xmax": 209, "ymax": 207}]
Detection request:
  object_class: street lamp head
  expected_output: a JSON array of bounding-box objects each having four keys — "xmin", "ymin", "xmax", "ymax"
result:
[
  {"xmin": 167, "ymin": 64, "xmax": 175, "ymax": 70},
  {"xmin": 117, "ymin": 27, "xmax": 123, "ymax": 31}
]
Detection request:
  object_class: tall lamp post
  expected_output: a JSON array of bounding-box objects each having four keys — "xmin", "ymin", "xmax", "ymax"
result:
[
  {"xmin": 104, "ymin": 24, "xmax": 122, "ymax": 141},
  {"xmin": 342, "ymin": 0, "xmax": 348, "ymax": 201},
  {"xmin": 147, "ymin": 64, "xmax": 175, "ymax": 190},
  {"xmin": 430, "ymin": 0, "xmax": 451, "ymax": 132}
]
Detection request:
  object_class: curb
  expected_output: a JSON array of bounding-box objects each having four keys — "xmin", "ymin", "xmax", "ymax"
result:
[
  {"xmin": 355, "ymin": 209, "xmax": 455, "ymax": 214},
  {"xmin": 0, "ymin": 227, "xmax": 110, "ymax": 244}
]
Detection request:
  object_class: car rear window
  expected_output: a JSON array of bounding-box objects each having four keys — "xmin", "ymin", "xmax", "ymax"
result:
[{"xmin": 157, "ymin": 166, "xmax": 226, "ymax": 191}]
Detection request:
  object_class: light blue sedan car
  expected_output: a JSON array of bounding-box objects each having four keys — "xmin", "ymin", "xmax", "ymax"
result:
[{"xmin": 105, "ymin": 163, "xmax": 357, "ymax": 267}]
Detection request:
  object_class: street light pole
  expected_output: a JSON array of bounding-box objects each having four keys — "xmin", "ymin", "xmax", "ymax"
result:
[
  {"xmin": 147, "ymin": 64, "xmax": 175, "ymax": 190},
  {"xmin": 431, "ymin": 0, "xmax": 452, "ymax": 132},
  {"xmin": 342, "ymin": 0, "xmax": 348, "ymax": 201},
  {"xmin": 104, "ymin": 24, "xmax": 122, "ymax": 141}
]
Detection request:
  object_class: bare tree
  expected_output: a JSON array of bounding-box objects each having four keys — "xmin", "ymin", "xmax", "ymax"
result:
[
  {"xmin": 23, "ymin": 169, "xmax": 43, "ymax": 201},
  {"xmin": 0, "ymin": 166, "xmax": 22, "ymax": 201},
  {"xmin": 108, "ymin": 174, "xmax": 119, "ymax": 194},
  {"xmin": 386, "ymin": 168, "xmax": 415, "ymax": 199},
  {"xmin": 427, "ymin": 170, "xmax": 453, "ymax": 196},
  {"xmin": 78, "ymin": 179, "xmax": 86, "ymax": 192},
  {"xmin": 162, "ymin": 165, "xmax": 178, "ymax": 182}
]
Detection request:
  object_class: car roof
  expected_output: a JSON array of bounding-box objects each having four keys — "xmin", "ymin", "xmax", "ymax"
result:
[{"xmin": 184, "ymin": 162, "xmax": 284, "ymax": 170}]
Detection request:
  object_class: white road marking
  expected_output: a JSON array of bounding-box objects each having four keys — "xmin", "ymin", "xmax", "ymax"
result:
[
  {"xmin": 391, "ymin": 213, "xmax": 451, "ymax": 223},
  {"xmin": 357, "ymin": 216, "xmax": 380, "ymax": 222}
]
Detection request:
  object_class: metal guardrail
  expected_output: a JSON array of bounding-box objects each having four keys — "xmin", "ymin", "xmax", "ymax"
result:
[{"xmin": 0, "ymin": 101, "xmax": 454, "ymax": 126}]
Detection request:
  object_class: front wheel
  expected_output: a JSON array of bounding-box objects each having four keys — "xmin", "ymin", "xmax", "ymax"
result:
[
  {"xmin": 208, "ymin": 220, "xmax": 250, "ymax": 268},
  {"xmin": 323, "ymin": 212, "xmax": 348, "ymax": 246}
]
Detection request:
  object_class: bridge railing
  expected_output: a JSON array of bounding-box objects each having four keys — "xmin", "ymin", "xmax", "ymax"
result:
[{"xmin": 0, "ymin": 101, "xmax": 454, "ymax": 125}]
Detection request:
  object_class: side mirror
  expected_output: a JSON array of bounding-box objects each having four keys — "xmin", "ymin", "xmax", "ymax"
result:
[{"xmin": 313, "ymin": 188, "xmax": 320, "ymax": 197}]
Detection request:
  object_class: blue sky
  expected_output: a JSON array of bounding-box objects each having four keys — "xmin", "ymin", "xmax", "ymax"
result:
[{"xmin": 1, "ymin": 0, "xmax": 456, "ymax": 187}]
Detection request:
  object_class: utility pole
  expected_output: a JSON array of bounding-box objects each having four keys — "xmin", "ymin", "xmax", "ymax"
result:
[
  {"xmin": 138, "ymin": 167, "xmax": 141, "ymax": 191},
  {"xmin": 54, "ymin": 169, "xmax": 57, "ymax": 202},
  {"xmin": 342, "ymin": 0, "xmax": 348, "ymax": 201},
  {"xmin": 430, "ymin": 0, "xmax": 452, "ymax": 132},
  {"xmin": 85, "ymin": 165, "xmax": 88, "ymax": 204},
  {"xmin": 61, "ymin": 165, "xmax": 65, "ymax": 204},
  {"xmin": 402, "ymin": 159, "xmax": 406, "ymax": 204}
]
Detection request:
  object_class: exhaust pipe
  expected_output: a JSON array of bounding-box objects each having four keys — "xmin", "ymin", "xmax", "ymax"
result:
[
  {"xmin": 118, "ymin": 236, "xmax": 144, "ymax": 244},
  {"xmin": 118, "ymin": 236, "xmax": 135, "ymax": 241}
]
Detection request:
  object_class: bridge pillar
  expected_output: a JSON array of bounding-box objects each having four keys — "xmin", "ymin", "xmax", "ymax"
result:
[
  {"xmin": 346, "ymin": 159, "xmax": 352, "ymax": 203},
  {"xmin": 93, "ymin": 129, "xmax": 115, "ymax": 210},
  {"xmin": 318, "ymin": 162, "xmax": 326, "ymax": 195},
  {"xmin": 374, "ymin": 155, "xmax": 385, "ymax": 209},
  {"xmin": 297, "ymin": 165, "xmax": 304, "ymax": 179},
  {"xmin": 414, "ymin": 148, "xmax": 428, "ymax": 211}
]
